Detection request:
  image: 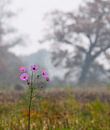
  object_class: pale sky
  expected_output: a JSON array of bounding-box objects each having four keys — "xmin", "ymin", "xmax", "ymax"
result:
[{"xmin": 10, "ymin": 0, "xmax": 82, "ymax": 55}]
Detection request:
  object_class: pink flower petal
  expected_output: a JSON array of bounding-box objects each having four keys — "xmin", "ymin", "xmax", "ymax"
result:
[
  {"xmin": 31, "ymin": 64, "xmax": 39, "ymax": 72},
  {"xmin": 20, "ymin": 73, "xmax": 29, "ymax": 81},
  {"xmin": 19, "ymin": 66, "xmax": 27, "ymax": 73}
]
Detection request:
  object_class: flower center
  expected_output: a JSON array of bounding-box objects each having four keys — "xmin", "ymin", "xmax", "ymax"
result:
[{"xmin": 23, "ymin": 76, "xmax": 26, "ymax": 79}]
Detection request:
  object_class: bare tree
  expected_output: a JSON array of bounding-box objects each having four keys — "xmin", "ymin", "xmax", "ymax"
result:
[
  {"xmin": 41, "ymin": 0, "xmax": 110, "ymax": 84},
  {"xmin": 0, "ymin": 0, "xmax": 24, "ymax": 50},
  {"xmin": 0, "ymin": 0, "xmax": 24, "ymax": 86}
]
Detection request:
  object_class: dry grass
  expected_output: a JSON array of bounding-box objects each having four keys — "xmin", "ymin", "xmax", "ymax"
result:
[
  {"xmin": 0, "ymin": 86, "xmax": 110, "ymax": 130},
  {"xmin": 0, "ymin": 86, "xmax": 110, "ymax": 104}
]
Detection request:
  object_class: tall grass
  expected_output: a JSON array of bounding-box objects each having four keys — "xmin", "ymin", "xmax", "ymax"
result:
[{"xmin": 0, "ymin": 87, "xmax": 110, "ymax": 130}]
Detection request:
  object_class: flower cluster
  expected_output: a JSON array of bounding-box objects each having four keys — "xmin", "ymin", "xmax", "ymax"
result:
[{"xmin": 19, "ymin": 65, "xmax": 50, "ymax": 84}]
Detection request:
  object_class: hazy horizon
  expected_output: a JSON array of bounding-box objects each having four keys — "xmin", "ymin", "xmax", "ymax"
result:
[{"xmin": 9, "ymin": 0, "xmax": 82, "ymax": 56}]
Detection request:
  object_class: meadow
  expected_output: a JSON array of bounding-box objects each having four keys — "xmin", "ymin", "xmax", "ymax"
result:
[{"xmin": 0, "ymin": 86, "xmax": 110, "ymax": 130}]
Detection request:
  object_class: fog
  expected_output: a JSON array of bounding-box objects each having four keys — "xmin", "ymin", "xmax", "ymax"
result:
[
  {"xmin": 0, "ymin": 0, "xmax": 110, "ymax": 87},
  {"xmin": 10, "ymin": 0, "xmax": 82, "ymax": 55}
]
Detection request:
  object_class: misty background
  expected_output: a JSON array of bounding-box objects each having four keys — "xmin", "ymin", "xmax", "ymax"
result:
[{"xmin": 0, "ymin": 0, "xmax": 110, "ymax": 89}]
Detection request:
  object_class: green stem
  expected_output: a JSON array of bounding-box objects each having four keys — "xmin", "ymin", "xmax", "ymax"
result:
[
  {"xmin": 27, "ymin": 72, "xmax": 34, "ymax": 130},
  {"xmin": 27, "ymin": 87, "xmax": 33, "ymax": 130}
]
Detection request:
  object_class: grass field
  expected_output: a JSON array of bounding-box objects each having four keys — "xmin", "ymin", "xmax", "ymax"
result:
[{"xmin": 0, "ymin": 87, "xmax": 110, "ymax": 130}]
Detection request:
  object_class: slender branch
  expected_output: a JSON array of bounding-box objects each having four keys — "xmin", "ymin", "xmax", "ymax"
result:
[
  {"xmin": 63, "ymin": 39, "xmax": 73, "ymax": 45},
  {"xmin": 92, "ymin": 45, "xmax": 110, "ymax": 60}
]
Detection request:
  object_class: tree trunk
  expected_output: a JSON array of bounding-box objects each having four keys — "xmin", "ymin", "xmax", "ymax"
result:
[{"xmin": 78, "ymin": 53, "xmax": 92, "ymax": 84}]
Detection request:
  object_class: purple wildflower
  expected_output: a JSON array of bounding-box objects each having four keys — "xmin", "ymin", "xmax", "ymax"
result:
[
  {"xmin": 45, "ymin": 77, "xmax": 50, "ymax": 82},
  {"xmin": 19, "ymin": 66, "xmax": 27, "ymax": 73},
  {"xmin": 42, "ymin": 69, "xmax": 48, "ymax": 77},
  {"xmin": 20, "ymin": 73, "xmax": 29, "ymax": 81},
  {"xmin": 31, "ymin": 64, "xmax": 39, "ymax": 72},
  {"xmin": 42, "ymin": 69, "xmax": 49, "ymax": 81}
]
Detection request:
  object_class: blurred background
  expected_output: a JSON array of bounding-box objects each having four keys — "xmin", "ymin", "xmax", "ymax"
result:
[{"xmin": 0, "ymin": 0, "xmax": 110, "ymax": 89}]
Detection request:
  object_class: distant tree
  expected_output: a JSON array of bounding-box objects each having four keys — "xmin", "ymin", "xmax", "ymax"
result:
[
  {"xmin": 41, "ymin": 0, "xmax": 110, "ymax": 84},
  {"xmin": 0, "ymin": 0, "xmax": 24, "ymax": 50},
  {"xmin": 0, "ymin": 0, "xmax": 24, "ymax": 86}
]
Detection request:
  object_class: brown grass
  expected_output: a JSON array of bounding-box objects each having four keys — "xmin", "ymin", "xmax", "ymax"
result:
[{"xmin": 0, "ymin": 86, "xmax": 110, "ymax": 104}]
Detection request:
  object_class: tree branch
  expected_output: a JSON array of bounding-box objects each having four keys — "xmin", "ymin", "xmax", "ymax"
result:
[
  {"xmin": 62, "ymin": 39, "xmax": 73, "ymax": 45},
  {"xmin": 92, "ymin": 44, "xmax": 110, "ymax": 60}
]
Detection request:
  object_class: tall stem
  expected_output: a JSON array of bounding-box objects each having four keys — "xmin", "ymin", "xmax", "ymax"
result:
[
  {"xmin": 27, "ymin": 87, "xmax": 33, "ymax": 130},
  {"xmin": 27, "ymin": 72, "xmax": 34, "ymax": 130}
]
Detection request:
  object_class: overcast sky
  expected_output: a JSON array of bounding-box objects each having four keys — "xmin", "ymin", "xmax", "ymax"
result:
[{"xmin": 10, "ymin": 0, "xmax": 82, "ymax": 55}]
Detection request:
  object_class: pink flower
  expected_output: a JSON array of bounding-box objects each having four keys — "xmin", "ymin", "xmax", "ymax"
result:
[
  {"xmin": 42, "ymin": 69, "xmax": 50, "ymax": 81},
  {"xmin": 45, "ymin": 77, "xmax": 50, "ymax": 82},
  {"xmin": 42, "ymin": 69, "xmax": 48, "ymax": 77},
  {"xmin": 20, "ymin": 73, "xmax": 29, "ymax": 81},
  {"xmin": 31, "ymin": 65, "xmax": 39, "ymax": 72},
  {"xmin": 19, "ymin": 66, "xmax": 27, "ymax": 73}
]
